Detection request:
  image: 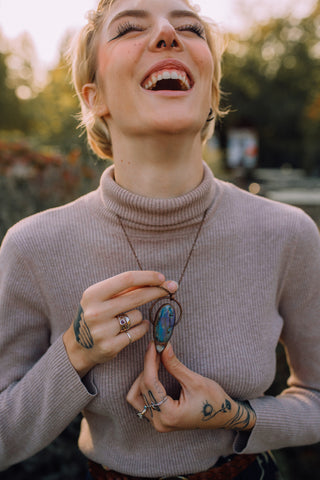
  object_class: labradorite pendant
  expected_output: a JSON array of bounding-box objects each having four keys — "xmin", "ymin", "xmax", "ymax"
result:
[{"xmin": 149, "ymin": 295, "xmax": 182, "ymax": 353}]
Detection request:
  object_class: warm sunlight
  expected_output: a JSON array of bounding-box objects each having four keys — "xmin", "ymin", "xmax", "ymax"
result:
[{"xmin": 0, "ymin": 0, "xmax": 317, "ymax": 68}]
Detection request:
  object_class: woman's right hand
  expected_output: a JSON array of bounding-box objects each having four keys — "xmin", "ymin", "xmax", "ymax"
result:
[{"xmin": 63, "ymin": 271, "xmax": 178, "ymax": 377}]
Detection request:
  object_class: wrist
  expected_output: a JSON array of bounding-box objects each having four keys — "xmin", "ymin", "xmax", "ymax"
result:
[
  {"xmin": 63, "ymin": 326, "xmax": 96, "ymax": 377},
  {"xmin": 226, "ymin": 399, "xmax": 257, "ymax": 432}
]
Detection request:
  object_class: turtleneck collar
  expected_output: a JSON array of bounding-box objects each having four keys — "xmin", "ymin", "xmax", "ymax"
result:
[{"xmin": 98, "ymin": 162, "xmax": 219, "ymax": 231}]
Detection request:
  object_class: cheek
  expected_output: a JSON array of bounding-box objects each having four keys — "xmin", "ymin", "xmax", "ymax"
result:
[{"xmin": 191, "ymin": 43, "xmax": 214, "ymax": 83}]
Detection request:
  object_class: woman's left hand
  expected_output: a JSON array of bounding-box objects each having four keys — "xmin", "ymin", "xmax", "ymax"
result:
[{"xmin": 127, "ymin": 342, "xmax": 256, "ymax": 432}]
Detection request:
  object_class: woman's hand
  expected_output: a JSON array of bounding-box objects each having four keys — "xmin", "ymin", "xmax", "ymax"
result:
[
  {"xmin": 63, "ymin": 271, "xmax": 178, "ymax": 377},
  {"xmin": 127, "ymin": 342, "xmax": 256, "ymax": 432}
]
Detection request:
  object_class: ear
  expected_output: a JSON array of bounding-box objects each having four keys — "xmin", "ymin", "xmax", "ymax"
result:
[{"xmin": 82, "ymin": 83, "xmax": 109, "ymax": 117}]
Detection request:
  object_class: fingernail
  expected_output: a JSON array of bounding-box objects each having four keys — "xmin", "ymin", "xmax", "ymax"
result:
[
  {"xmin": 167, "ymin": 281, "xmax": 178, "ymax": 292},
  {"xmin": 158, "ymin": 273, "xmax": 165, "ymax": 282}
]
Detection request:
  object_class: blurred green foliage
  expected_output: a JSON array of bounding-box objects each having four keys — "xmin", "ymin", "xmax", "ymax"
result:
[{"xmin": 219, "ymin": 2, "xmax": 320, "ymax": 173}]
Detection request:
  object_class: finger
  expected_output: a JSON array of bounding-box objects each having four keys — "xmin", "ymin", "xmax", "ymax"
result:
[
  {"xmin": 106, "ymin": 280, "xmax": 178, "ymax": 317},
  {"xmin": 126, "ymin": 372, "xmax": 144, "ymax": 407},
  {"xmin": 161, "ymin": 343, "xmax": 195, "ymax": 388},
  {"xmin": 113, "ymin": 309, "xmax": 143, "ymax": 336},
  {"xmin": 142, "ymin": 342, "xmax": 167, "ymax": 402},
  {"xmin": 109, "ymin": 320, "xmax": 150, "ymax": 353},
  {"xmin": 83, "ymin": 271, "xmax": 166, "ymax": 303},
  {"xmin": 143, "ymin": 341, "xmax": 161, "ymax": 380}
]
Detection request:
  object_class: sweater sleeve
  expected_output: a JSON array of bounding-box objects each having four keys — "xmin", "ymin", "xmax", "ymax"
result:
[
  {"xmin": 0, "ymin": 230, "xmax": 97, "ymax": 471},
  {"xmin": 234, "ymin": 210, "xmax": 320, "ymax": 453}
]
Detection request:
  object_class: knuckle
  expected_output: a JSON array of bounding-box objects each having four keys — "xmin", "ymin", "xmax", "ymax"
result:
[
  {"xmin": 82, "ymin": 285, "xmax": 95, "ymax": 302},
  {"xmin": 126, "ymin": 391, "xmax": 134, "ymax": 404},
  {"xmin": 122, "ymin": 271, "xmax": 135, "ymax": 284},
  {"xmin": 84, "ymin": 307, "xmax": 100, "ymax": 322}
]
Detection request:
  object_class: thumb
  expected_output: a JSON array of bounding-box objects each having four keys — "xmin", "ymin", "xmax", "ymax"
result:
[{"xmin": 161, "ymin": 343, "xmax": 194, "ymax": 385}]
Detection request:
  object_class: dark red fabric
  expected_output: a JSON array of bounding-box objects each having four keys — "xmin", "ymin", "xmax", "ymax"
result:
[{"xmin": 88, "ymin": 454, "xmax": 258, "ymax": 480}]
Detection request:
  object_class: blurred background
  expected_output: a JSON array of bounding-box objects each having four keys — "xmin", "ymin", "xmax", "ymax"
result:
[{"xmin": 0, "ymin": 0, "xmax": 319, "ymax": 478}]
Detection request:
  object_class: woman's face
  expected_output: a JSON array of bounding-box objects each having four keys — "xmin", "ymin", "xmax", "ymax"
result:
[{"xmin": 91, "ymin": 0, "xmax": 214, "ymax": 140}]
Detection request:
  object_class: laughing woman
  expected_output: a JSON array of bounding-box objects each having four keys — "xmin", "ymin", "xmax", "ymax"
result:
[{"xmin": 1, "ymin": 0, "xmax": 320, "ymax": 479}]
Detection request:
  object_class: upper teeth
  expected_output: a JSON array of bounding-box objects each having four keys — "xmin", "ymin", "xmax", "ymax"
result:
[{"xmin": 143, "ymin": 69, "xmax": 191, "ymax": 90}]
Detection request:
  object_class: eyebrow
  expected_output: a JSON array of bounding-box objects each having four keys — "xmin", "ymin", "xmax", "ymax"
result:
[{"xmin": 109, "ymin": 9, "xmax": 203, "ymax": 27}]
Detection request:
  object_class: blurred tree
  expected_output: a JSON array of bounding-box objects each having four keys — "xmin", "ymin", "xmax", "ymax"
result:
[
  {"xmin": 26, "ymin": 32, "xmax": 85, "ymax": 153},
  {"xmin": 0, "ymin": 50, "xmax": 26, "ymax": 132},
  {"xmin": 4, "ymin": 32, "xmax": 39, "ymax": 100},
  {"xmin": 221, "ymin": 2, "xmax": 320, "ymax": 173}
]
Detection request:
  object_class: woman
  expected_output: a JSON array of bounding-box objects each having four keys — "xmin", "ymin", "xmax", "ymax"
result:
[{"xmin": 0, "ymin": 0, "xmax": 319, "ymax": 479}]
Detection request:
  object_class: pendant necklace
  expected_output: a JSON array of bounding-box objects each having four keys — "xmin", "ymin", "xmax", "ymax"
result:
[{"xmin": 116, "ymin": 208, "xmax": 208, "ymax": 353}]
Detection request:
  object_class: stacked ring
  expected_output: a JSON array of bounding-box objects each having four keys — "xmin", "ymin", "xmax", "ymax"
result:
[
  {"xmin": 136, "ymin": 406, "xmax": 148, "ymax": 419},
  {"xmin": 136, "ymin": 396, "xmax": 168, "ymax": 419},
  {"xmin": 117, "ymin": 314, "xmax": 131, "ymax": 332}
]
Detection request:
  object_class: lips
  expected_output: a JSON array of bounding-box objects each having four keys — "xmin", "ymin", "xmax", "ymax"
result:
[{"xmin": 141, "ymin": 60, "xmax": 194, "ymax": 92}]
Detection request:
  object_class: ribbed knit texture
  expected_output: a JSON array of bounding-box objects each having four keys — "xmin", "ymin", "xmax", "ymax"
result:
[{"xmin": 1, "ymin": 163, "xmax": 320, "ymax": 475}]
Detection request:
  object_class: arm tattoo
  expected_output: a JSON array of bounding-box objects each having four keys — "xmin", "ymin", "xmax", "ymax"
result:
[
  {"xmin": 73, "ymin": 306, "xmax": 94, "ymax": 349},
  {"xmin": 201, "ymin": 399, "xmax": 256, "ymax": 431}
]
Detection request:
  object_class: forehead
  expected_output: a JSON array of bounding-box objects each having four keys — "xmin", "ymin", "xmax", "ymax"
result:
[{"xmin": 105, "ymin": 0, "xmax": 197, "ymax": 25}]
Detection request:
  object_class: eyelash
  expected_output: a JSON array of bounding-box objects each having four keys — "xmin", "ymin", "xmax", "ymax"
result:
[
  {"xmin": 114, "ymin": 22, "xmax": 145, "ymax": 39},
  {"xmin": 112, "ymin": 21, "xmax": 205, "ymax": 40},
  {"xmin": 176, "ymin": 24, "xmax": 206, "ymax": 39}
]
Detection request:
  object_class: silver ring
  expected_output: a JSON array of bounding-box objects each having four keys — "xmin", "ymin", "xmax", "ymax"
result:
[
  {"xmin": 151, "ymin": 396, "xmax": 168, "ymax": 409},
  {"xmin": 126, "ymin": 331, "xmax": 133, "ymax": 344},
  {"xmin": 136, "ymin": 406, "xmax": 148, "ymax": 419},
  {"xmin": 117, "ymin": 314, "xmax": 131, "ymax": 333}
]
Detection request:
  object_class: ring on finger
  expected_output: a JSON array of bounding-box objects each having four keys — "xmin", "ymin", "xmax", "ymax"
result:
[
  {"xmin": 126, "ymin": 331, "xmax": 133, "ymax": 344},
  {"xmin": 150, "ymin": 396, "xmax": 168, "ymax": 409},
  {"xmin": 137, "ymin": 406, "xmax": 148, "ymax": 419},
  {"xmin": 117, "ymin": 313, "xmax": 131, "ymax": 333}
]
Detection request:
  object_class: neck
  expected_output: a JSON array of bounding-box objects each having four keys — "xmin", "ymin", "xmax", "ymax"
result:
[{"xmin": 111, "ymin": 132, "xmax": 204, "ymax": 198}]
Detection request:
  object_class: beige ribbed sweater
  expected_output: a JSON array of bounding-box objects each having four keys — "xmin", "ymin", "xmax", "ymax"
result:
[{"xmin": 0, "ymin": 163, "xmax": 320, "ymax": 476}]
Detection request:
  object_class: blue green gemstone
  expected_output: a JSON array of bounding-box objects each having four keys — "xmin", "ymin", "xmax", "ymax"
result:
[{"xmin": 154, "ymin": 304, "xmax": 176, "ymax": 352}]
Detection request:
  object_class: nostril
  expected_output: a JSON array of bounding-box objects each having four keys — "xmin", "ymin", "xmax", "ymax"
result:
[
  {"xmin": 157, "ymin": 40, "xmax": 167, "ymax": 48},
  {"xmin": 171, "ymin": 40, "xmax": 178, "ymax": 48}
]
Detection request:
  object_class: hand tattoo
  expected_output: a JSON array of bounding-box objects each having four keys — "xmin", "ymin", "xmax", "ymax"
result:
[
  {"xmin": 73, "ymin": 306, "xmax": 94, "ymax": 349},
  {"xmin": 201, "ymin": 399, "xmax": 231, "ymax": 422},
  {"xmin": 201, "ymin": 399, "xmax": 256, "ymax": 431}
]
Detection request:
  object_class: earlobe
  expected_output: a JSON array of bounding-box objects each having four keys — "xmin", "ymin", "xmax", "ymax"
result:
[{"xmin": 82, "ymin": 83, "xmax": 109, "ymax": 117}]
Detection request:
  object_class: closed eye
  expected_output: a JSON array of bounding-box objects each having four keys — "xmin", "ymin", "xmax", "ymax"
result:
[
  {"xmin": 176, "ymin": 23, "xmax": 206, "ymax": 39},
  {"xmin": 111, "ymin": 21, "xmax": 145, "ymax": 40}
]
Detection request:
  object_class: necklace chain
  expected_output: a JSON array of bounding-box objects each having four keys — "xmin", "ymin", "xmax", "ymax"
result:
[{"xmin": 116, "ymin": 208, "xmax": 208, "ymax": 287}]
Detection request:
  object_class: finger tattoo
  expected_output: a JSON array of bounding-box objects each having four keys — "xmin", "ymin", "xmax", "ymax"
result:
[{"xmin": 73, "ymin": 306, "xmax": 94, "ymax": 349}]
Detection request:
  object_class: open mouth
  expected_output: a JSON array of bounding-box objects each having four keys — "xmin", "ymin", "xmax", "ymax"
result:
[{"xmin": 141, "ymin": 69, "xmax": 193, "ymax": 92}]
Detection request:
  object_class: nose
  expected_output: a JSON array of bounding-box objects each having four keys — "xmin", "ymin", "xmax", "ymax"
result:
[{"xmin": 149, "ymin": 20, "xmax": 183, "ymax": 52}]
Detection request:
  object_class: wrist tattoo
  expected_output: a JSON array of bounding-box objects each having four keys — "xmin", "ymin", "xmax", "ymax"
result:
[
  {"xmin": 201, "ymin": 398, "xmax": 256, "ymax": 431},
  {"xmin": 224, "ymin": 400, "xmax": 256, "ymax": 431},
  {"xmin": 73, "ymin": 306, "xmax": 94, "ymax": 349}
]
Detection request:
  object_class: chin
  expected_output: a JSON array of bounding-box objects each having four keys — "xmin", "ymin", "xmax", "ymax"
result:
[{"xmin": 150, "ymin": 114, "xmax": 203, "ymax": 136}]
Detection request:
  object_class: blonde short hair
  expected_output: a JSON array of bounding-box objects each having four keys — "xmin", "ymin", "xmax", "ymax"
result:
[{"xmin": 71, "ymin": 0, "xmax": 226, "ymax": 159}]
